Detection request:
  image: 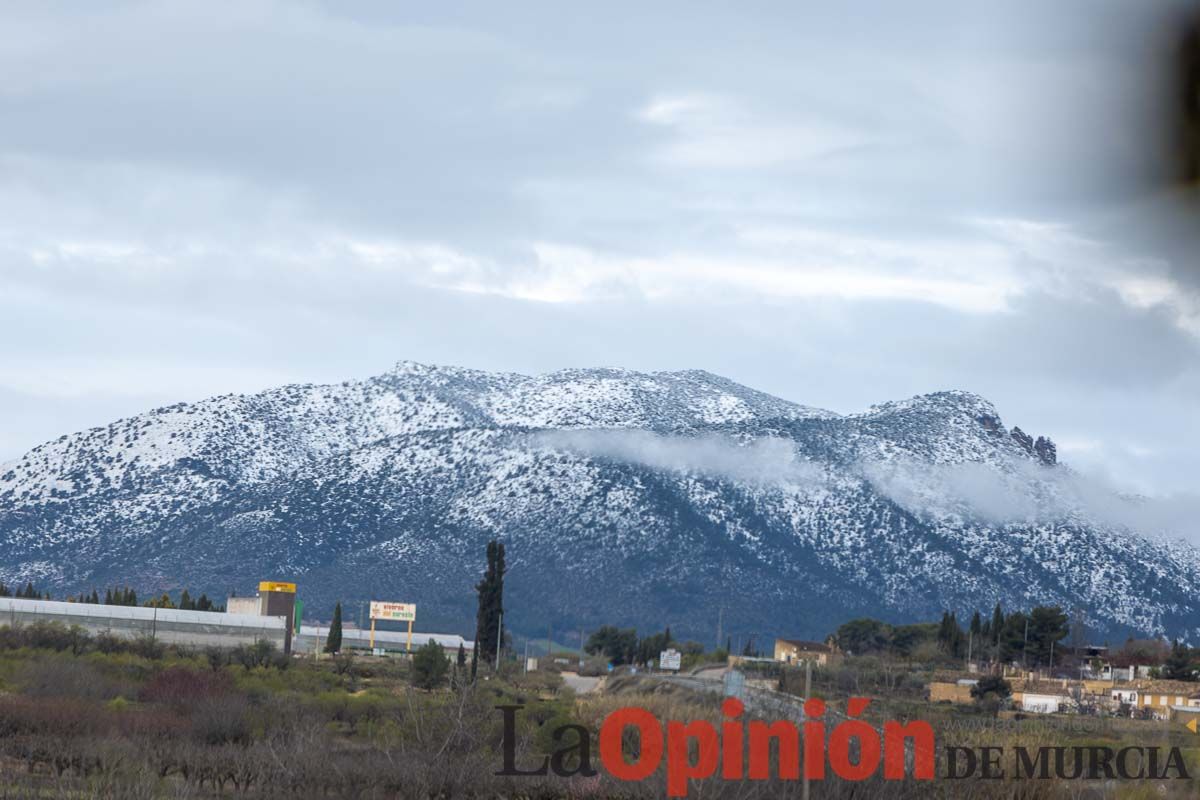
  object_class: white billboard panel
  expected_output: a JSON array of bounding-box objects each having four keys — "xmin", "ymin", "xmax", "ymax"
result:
[{"xmin": 370, "ymin": 601, "xmax": 416, "ymax": 622}]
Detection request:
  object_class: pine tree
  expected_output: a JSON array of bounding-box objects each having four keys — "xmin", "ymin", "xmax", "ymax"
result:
[
  {"xmin": 22, "ymin": 582, "xmax": 34, "ymax": 599},
  {"xmin": 325, "ymin": 602, "xmax": 343, "ymax": 654},
  {"xmin": 411, "ymin": 640, "xmax": 450, "ymax": 690},
  {"xmin": 104, "ymin": 589, "xmax": 112, "ymax": 605},
  {"xmin": 89, "ymin": 589, "xmax": 99, "ymax": 604},
  {"xmin": 474, "ymin": 540, "xmax": 506, "ymax": 668},
  {"xmin": 937, "ymin": 611, "xmax": 965, "ymax": 657},
  {"xmin": 179, "ymin": 590, "xmax": 194, "ymax": 611},
  {"xmin": 1163, "ymin": 640, "xmax": 1196, "ymax": 682},
  {"xmin": 197, "ymin": 593, "xmax": 212, "ymax": 612}
]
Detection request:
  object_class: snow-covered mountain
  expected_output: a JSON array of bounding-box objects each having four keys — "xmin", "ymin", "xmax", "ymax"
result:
[{"xmin": 1, "ymin": 362, "xmax": 1197, "ymax": 642}]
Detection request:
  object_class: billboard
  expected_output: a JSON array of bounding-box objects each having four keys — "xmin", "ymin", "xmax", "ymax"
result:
[
  {"xmin": 370, "ymin": 601, "xmax": 416, "ymax": 622},
  {"xmin": 659, "ymin": 648, "xmax": 682, "ymax": 671},
  {"xmin": 258, "ymin": 581, "xmax": 296, "ymax": 594}
]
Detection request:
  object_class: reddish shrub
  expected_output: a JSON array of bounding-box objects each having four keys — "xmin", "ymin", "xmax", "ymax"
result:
[
  {"xmin": 0, "ymin": 696, "xmax": 110, "ymax": 738},
  {"xmin": 139, "ymin": 666, "xmax": 233, "ymax": 708}
]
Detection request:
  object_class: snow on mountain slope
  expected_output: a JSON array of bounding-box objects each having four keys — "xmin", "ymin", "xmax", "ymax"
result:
[{"xmin": 0, "ymin": 362, "xmax": 1196, "ymax": 642}]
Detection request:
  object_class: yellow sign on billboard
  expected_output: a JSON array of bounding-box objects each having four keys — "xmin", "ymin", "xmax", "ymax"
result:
[
  {"xmin": 258, "ymin": 581, "xmax": 297, "ymax": 594},
  {"xmin": 370, "ymin": 601, "xmax": 416, "ymax": 622}
]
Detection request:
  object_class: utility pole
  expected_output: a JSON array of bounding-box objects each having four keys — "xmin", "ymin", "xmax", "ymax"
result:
[
  {"xmin": 967, "ymin": 632, "xmax": 972, "ymax": 670},
  {"xmin": 548, "ymin": 623, "xmax": 553, "ymax": 661},
  {"xmin": 803, "ymin": 658, "xmax": 812, "ymax": 800},
  {"xmin": 579, "ymin": 626, "xmax": 585, "ymax": 668},
  {"xmin": 1022, "ymin": 618, "xmax": 1030, "ymax": 673},
  {"xmin": 524, "ymin": 639, "xmax": 530, "ymax": 674},
  {"xmin": 495, "ymin": 611, "xmax": 503, "ymax": 670},
  {"xmin": 716, "ymin": 606, "xmax": 724, "ymax": 652}
]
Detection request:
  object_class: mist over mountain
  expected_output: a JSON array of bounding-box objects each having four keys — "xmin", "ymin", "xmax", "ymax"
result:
[{"xmin": 1, "ymin": 362, "xmax": 1197, "ymax": 643}]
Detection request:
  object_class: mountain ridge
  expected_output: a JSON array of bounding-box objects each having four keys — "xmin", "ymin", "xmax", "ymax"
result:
[{"xmin": 1, "ymin": 362, "xmax": 1196, "ymax": 644}]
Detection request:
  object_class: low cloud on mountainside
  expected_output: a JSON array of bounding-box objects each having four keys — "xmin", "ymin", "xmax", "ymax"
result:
[
  {"xmin": 529, "ymin": 430, "xmax": 826, "ymax": 488},
  {"xmin": 534, "ymin": 429, "xmax": 1200, "ymax": 544},
  {"xmin": 865, "ymin": 457, "xmax": 1200, "ymax": 538}
]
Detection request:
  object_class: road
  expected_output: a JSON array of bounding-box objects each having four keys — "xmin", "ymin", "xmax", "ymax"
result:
[
  {"xmin": 658, "ymin": 669, "xmax": 808, "ymax": 722},
  {"xmin": 561, "ymin": 672, "xmax": 603, "ymax": 694}
]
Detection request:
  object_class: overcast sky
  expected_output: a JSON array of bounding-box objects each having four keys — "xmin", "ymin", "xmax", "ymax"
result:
[{"xmin": 2, "ymin": 1, "xmax": 1198, "ymax": 498}]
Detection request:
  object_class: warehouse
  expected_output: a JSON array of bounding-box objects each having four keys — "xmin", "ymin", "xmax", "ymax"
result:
[
  {"xmin": 0, "ymin": 596, "xmax": 287, "ymax": 649},
  {"xmin": 293, "ymin": 624, "xmax": 471, "ymax": 655}
]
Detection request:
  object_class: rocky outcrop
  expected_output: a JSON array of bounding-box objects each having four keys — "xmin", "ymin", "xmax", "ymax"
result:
[
  {"xmin": 1010, "ymin": 426, "xmax": 1034, "ymax": 455},
  {"xmin": 1034, "ymin": 436, "xmax": 1057, "ymax": 466},
  {"xmin": 1010, "ymin": 427, "xmax": 1057, "ymax": 466}
]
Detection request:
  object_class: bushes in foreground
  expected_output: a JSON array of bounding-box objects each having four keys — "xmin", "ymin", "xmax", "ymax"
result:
[{"xmin": 0, "ymin": 621, "xmax": 171, "ymax": 660}]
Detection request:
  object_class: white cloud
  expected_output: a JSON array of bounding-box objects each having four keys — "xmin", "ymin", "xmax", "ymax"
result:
[
  {"xmin": 0, "ymin": 0, "xmax": 1197, "ymax": 500},
  {"xmin": 638, "ymin": 92, "xmax": 869, "ymax": 169},
  {"xmin": 531, "ymin": 429, "xmax": 825, "ymax": 488},
  {"xmin": 864, "ymin": 455, "xmax": 1200, "ymax": 542}
]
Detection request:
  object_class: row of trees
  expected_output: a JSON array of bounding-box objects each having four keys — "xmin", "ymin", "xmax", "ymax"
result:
[
  {"xmin": 103, "ymin": 587, "xmax": 220, "ymax": 611},
  {"xmin": 0, "ymin": 582, "xmax": 50, "ymax": 599},
  {"xmin": 836, "ymin": 604, "xmax": 1072, "ymax": 667},
  {"xmin": 1163, "ymin": 640, "xmax": 1199, "ymax": 681},
  {"xmin": 2, "ymin": 581, "xmax": 223, "ymax": 611},
  {"xmin": 584, "ymin": 625, "xmax": 676, "ymax": 666}
]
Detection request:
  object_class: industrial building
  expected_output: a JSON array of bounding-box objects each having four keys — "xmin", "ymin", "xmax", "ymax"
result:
[
  {"xmin": 294, "ymin": 623, "xmax": 471, "ymax": 655},
  {"xmin": 0, "ymin": 594, "xmax": 472, "ymax": 658},
  {"xmin": 0, "ymin": 596, "xmax": 287, "ymax": 649}
]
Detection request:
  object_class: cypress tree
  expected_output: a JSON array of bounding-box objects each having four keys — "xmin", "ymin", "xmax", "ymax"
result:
[
  {"xmin": 105, "ymin": 589, "xmax": 112, "ymax": 605},
  {"xmin": 325, "ymin": 602, "xmax": 343, "ymax": 654},
  {"xmin": 938, "ymin": 611, "xmax": 965, "ymax": 657},
  {"xmin": 474, "ymin": 540, "xmax": 506, "ymax": 668},
  {"xmin": 89, "ymin": 589, "xmax": 99, "ymax": 604},
  {"xmin": 457, "ymin": 642, "xmax": 467, "ymax": 668},
  {"xmin": 1163, "ymin": 640, "xmax": 1195, "ymax": 681},
  {"xmin": 179, "ymin": 590, "xmax": 193, "ymax": 610}
]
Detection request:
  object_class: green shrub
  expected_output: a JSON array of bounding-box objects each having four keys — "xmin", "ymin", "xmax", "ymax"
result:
[{"xmin": 411, "ymin": 641, "xmax": 449, "ymax": 690}]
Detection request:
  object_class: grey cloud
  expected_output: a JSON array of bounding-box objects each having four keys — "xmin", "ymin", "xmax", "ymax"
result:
[{"xmin": 0, "ymin": 0, "xmax": 1197, "ymax": 506}]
